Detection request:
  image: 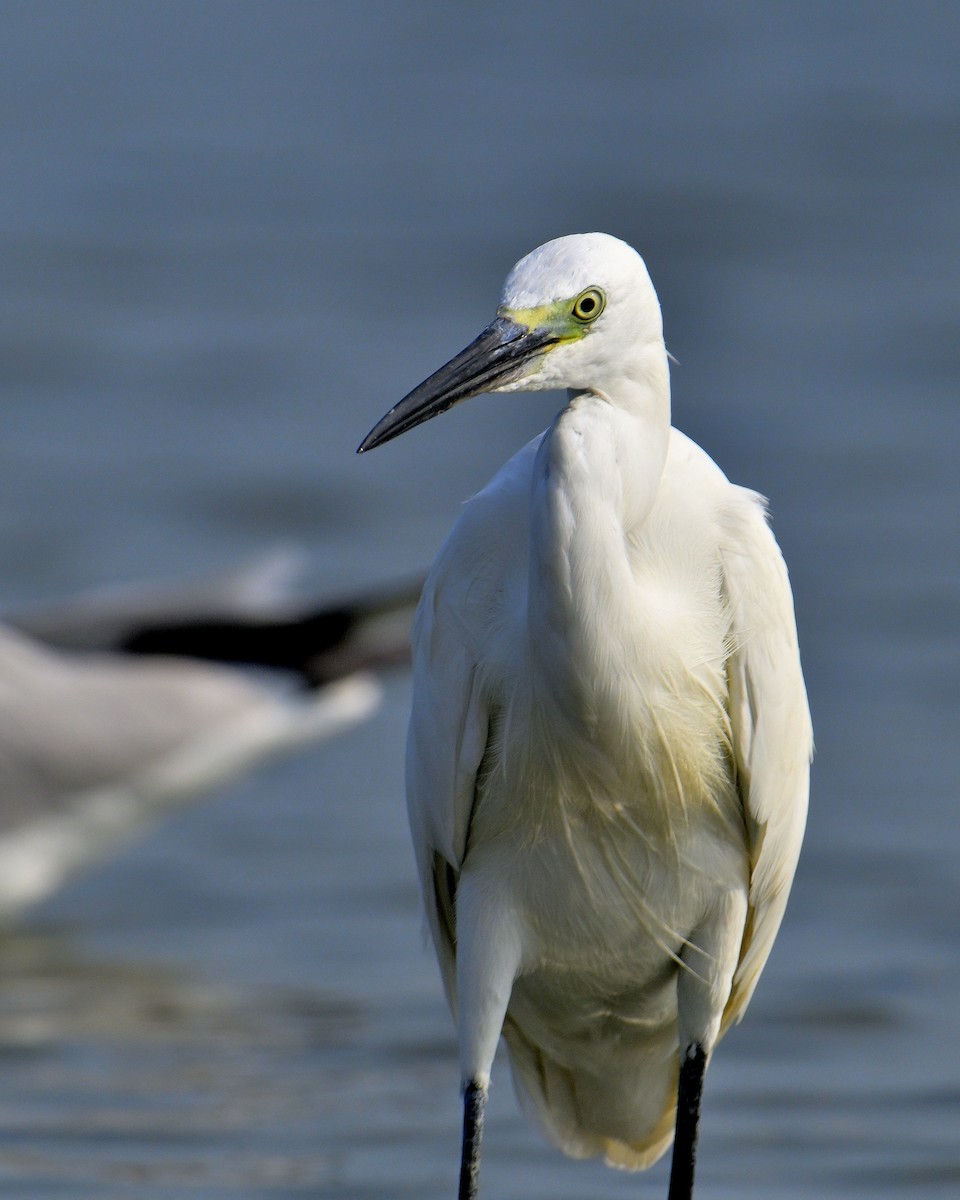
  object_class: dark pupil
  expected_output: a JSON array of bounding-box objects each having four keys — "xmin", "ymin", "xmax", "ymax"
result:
[{"xmin": 579, "ymin": 296, "xmax": 595, "ymax": 314}]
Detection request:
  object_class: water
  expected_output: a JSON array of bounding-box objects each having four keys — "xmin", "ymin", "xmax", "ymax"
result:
[{"xmin": 0, "ymin": 2, "xmax": 957, "ymax": 1195}]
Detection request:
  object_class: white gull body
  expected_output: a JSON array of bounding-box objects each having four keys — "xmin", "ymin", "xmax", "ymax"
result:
[{"xmin": 0, "ymin": 556, "xmax": 414, "ymax": 917}]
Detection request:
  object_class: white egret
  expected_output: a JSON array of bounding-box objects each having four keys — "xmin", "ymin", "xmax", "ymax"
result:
[
  {"xmin": 0, "ymin": 560, "xmax": 417, "ymax": 917},
  {"xmin": 358, "ymin": 233, "xmax": 811, "ymax": 1199}
]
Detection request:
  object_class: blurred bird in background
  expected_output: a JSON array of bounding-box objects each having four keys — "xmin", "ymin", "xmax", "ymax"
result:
[{"xmin": 0, "ymin": 550, "xmax": 418, "ymax": 919}]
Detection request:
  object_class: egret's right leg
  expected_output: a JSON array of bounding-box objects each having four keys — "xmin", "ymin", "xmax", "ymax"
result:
[{"xmin": 454, "ymin": 868, "xmax": 522, "ymax": 1200}]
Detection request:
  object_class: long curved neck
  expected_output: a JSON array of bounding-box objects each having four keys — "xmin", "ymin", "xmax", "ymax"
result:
[{"xmin": 527, "ymin": 347, "xmax": 671, "ymax": 714}]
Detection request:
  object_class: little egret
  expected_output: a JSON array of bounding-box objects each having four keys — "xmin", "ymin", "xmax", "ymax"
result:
[{"xmin": 358, "ymin": 233, "xmax": 811, "ymax": 1199}]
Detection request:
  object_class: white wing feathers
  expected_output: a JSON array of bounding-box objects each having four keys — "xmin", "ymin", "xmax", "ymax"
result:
[
  {"xmin": 406, "ymin": 543, "xmax": 495, "ymax": 1008},
  {"xmin": 406, "ymin": 584, "xmax": 488, "ymax": 874},
  {"xmin": 405, "ymin": 440, "xmax": 539, "ymax": 995},
  {"xmin": 720, "ymin": 488, "xmax": 813, "ymax": 1025}
]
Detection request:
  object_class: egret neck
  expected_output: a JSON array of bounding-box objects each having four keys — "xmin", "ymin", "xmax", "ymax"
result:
[{"xmin": 528, "ymin": 344, "xmax": 671, "ymax": 721}]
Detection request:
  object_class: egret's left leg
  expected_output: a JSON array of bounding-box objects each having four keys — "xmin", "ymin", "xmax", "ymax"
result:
[
  {"xmin": 668, "ymin": 888, "xmax": 747, "ymax": 1199},
  {"xmin": 667, "ymin": 1043, "xmax": 707, "ymax": 1200},
  {"xmin": 459, "ymin": 1079, "xmax": 486, "ymax": 1200}
]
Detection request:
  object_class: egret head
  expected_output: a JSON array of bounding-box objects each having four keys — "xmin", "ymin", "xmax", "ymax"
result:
[{"xmin": 358, "ymin": 233, "xmax": 664, "ymax": 453}]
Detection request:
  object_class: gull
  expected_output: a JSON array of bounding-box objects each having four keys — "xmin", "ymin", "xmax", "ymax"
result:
[
  {"xmin": 0, "ymin": 556, "xmax": 417, "ymax": 918},
  {"xmin": 358, "ymin": 233, "xmax": 812, "ymax": 1199}
]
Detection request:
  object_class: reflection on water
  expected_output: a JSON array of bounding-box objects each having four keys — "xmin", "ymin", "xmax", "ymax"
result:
[
  {"xmin": 0, "ymin": 930, "xmax": 465, "ymax": 1199},
  {"xmin": 0, "ymin": 932, "xmax": 359, "ymax": 1194}
]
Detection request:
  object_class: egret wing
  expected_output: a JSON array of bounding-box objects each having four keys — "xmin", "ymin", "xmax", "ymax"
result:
[
  {"xmin": 405, "ymin": 438, "xmax": 539, "ymax": 1000},
  {"xmin": 720, "ymin": 489, "xmax": 812, "ymax": 1025},
  {"xmin": 406, "ymin": 570, "xmax": 489, "ymax": 867}
]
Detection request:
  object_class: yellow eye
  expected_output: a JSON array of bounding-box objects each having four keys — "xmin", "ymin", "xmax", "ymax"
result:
[{"xmin": 571, "ymin": 287, "xmax": 605, "ymax": 323}]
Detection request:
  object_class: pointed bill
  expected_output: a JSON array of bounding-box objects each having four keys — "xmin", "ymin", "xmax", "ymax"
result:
[{"xmin": 357, "ymin": 316, "xmax": 556, "ymax": 453}]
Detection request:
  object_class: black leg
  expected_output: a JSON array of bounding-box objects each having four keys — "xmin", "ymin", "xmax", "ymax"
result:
[
  {"xmin": 667, "ymin": 1043, "xmax": 707, "ymax": 1200},
  {"xmin": 458, "ymin": 1079, "xmax": 487, "ymax": 1200}
]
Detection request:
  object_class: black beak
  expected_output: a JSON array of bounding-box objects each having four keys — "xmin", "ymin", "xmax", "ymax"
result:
[{"xmin": 357, "ymin": 316, "xmax": 556, "ymax": 453}]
